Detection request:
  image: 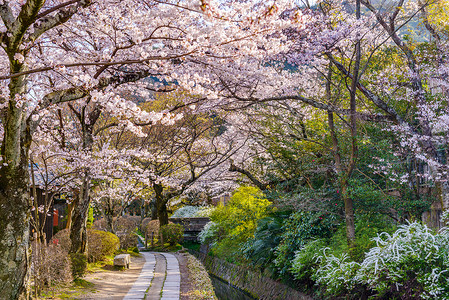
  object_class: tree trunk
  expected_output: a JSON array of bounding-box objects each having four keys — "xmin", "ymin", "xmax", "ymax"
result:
[
  {"xmin": 69, "ymin": 113, "xmax": 96, "ymax": 255},
  {"xmin": 0, "ymin": 115, "xmax": 32, "ymax": 298},
  {"xmin": 105, "ymin": 213, "xmax": 114, "ymax": 234},
  {"xmin": 0, "ymin": 56, "xmax": 33, "ymax": 299},
  {"xmin": 157, "ymin": 201, "xmax": 169, "ymax": 227},
  {"xmin": 0, "ymin": 171, "xmax": 31, "ymax": 300},
  {"xmin": 65, "ymin": 199, "xmax": 76, "ymax": 230},
  {"xmin": 104, "ymin": 199, "xmax": 115, "ymax": 234},
  {"xmin": 154, "ymin": 184, "xmax": 169, "ymax": 227},
  {"xmin": 150, "ymin": 198, "xmax": 158, "ymax": 220},
  {"xmin": 341, "ymin": 185, "xmax": 355, "ymax": 248},
  {"xmin": 69, "ymin": 174, "xmax": 91, "ymax": 254}
]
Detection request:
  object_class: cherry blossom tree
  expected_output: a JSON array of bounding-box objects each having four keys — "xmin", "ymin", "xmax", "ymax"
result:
[{"xmin": 131, "ymin": 91, "xmax": 244, "ymax": 226}]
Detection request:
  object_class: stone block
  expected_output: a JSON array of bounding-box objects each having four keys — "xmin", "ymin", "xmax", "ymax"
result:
[{"xmin": 114, "ymin": 253, "xmax": 131, "ymax": 268}]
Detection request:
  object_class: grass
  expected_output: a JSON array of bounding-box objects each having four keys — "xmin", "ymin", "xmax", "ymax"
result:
[
  {"xmin": 184, "ymin": 253, "xmax": 218, "ymax": 300},
  {"xmin": 37, "ymin": 279, "xmax": 97, "ymax": 299},
  {"xmin": 182, "ymin": 241, "xmax": 201, "ymax": 252},
  {"xmin": 86, "ymin": 255, "xmax": 115, "ymax": 272},
  {"xmin": 147, "ymin": 243, "xmax": 183, "ymax": 252},
  {"xmin": 118, "ymin": 247, "xmax": 141, "ymax": 257}
]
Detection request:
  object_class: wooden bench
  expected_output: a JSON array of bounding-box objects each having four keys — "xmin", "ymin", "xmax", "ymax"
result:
[{"xmin": 114, "ymin": 254, "xmax": 131, "ymax": 268}]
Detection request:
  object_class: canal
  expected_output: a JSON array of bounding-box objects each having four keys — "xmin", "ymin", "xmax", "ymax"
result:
[{"xmin": 210, "ymin": 274, "xmax": 257, "ymax": 300}]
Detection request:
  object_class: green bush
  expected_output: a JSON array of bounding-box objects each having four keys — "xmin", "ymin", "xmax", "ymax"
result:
[
  {"xmin": 160, "ymin": 223, "xmax": 184, "ymax": 246},
  {"xmin": 52, "ymin": 228, "xmax": 120, "ymax": 263},
  {"xmin": 274, "ymin": 210, "xmax": 338, "ymax": 276},
  {"xmin": 242, "ymin": 211, "xmax": 287, "ymax": 271},
  {"xmin": 326, "ymin": 213, "xmax": 397, "ymax": 262},
  {"xmin": 70, "ymin": 253, "xmax": 87, "ymax": 279},
  {"xmin": 87, "ymin": 229, "xmax": 120, "ymax": 262},
  {"xmin": 198, "ymin": 221, "xmax": 218, "ymax": 245},
  {"xmin": 309, "ymin": 222, "xmax": 449, "ymax": 299},
  {"xmin": 87, "ymin": 206, "xmax": 94, "ymax": 228}
]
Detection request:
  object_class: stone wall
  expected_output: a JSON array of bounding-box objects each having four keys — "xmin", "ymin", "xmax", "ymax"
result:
[{"xmin": 194, "ymin": 252, "xmax": 313, "ymax": 300}]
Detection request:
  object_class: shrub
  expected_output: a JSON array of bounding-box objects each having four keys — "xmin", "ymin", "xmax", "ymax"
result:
[
  {"xmin": 193, "ymin": 206, "xmax": 215, "ymax": 218},
  {"xmin": 146, "ymin": 219, "xmax": 161, "ymax": 237},
  {"xmin": 357, "ymin": 222, "xmax": 449, "ymax": 299},
  {"xmin": 141, "ymin": 217, "xmax": 152, "ymax": 231},
  {"xmin": 51, "ymin": 228, "xmax": 120, "ymax": 263},
  {"xmin": 171, "ymin": 206, "xmax": 200, "ymax": 218},
  {"xmin": 241, "ymin": 212, "xmax": 287, "ymax": 271},
  {"xmin": 87, "ymin": 229, "xmax": 120, "ymax": 262},
  {"xmin": 87, "ymin": 206, "xmax": 94, "ymax": 228},
  {"xmin": 312, "ymin": 222, "xmax": 449, "ymax": 299},
  {"xmin": 198, "ymin": 221, "xmax": 218, "ymax": 244},
  {"xmin": 115, "ymin": 216, "xmax": 139, "ymax": 249},
  {"xmin": 185, "ymin": 253, "xmax": 218, "ymax": 300},
  {"xmin": 93, "ymin": 218, "xmax": 107, "ymax": 231},
  {"xmin": 326, "ymin": 213, "xmax": 397, "ymax": 262},
  {"xmin": 70, "ymin": 253, "xmax": 87, "ymax": 279},
  {"xmin": 31, "ymin": 241, "xmax": 72, "ymax": 291},
  {"xmin": 274, "ymin": 210, "xmax": 338, "ymax": 275},
  {"xmin": 313, "ymin": 251, "xmax": 361, "ymax": 296},
  {"xmin": 290, "ymin": 239, "xmax": 327, "ymax": 282},
  {"xmin": 209, "ymin": 186, "xmax": 272, "ymax": 261},
  {"xmin": 51, "ymin": 228, "xmax": 71, "ymax": 253},
  {"xmin": 171, "ymin": 206, "xmax": 216, "ymax": 218},
  {"xmin": 160, "ymin": 223, "xmax": 184, "ymax": 246}
]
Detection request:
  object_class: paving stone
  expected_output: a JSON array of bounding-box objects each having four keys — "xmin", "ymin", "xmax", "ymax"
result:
[{"xmin": 123, "ymin": 252, "xmax": 156, "ymax": 300}]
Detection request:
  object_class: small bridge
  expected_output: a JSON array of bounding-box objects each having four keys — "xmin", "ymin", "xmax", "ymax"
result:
[{"xmin": 169, "ymin": 217, "xmax": 210, "ymax": 241}]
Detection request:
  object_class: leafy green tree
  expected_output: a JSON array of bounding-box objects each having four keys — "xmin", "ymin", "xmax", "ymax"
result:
[{"xmin": 209, "ymin": 186, "xmax": 272, "ymax": 261}]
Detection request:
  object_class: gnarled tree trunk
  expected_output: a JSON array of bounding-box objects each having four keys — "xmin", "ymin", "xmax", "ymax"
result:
[
  {"xmin": 0, "ymin": 169, "xmax": 32, "ymax": 300},
  {"xmin": 69, "ymin": 173, "xmax": 91, "ymax": 255},
  {"xmin": 154, "ymin": 183, "xmax": 169, "ymax": 226}
]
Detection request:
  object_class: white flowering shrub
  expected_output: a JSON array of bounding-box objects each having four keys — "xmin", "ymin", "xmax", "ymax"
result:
[
  {"xmin": 357, "ymin": 222, "xmax": 449, "ymax": 299},
  {"xmin": 193, "ymin": 206, "xmax": 216, "ymax": 217},
  {"xmin": 312, "ymin": 251, "xmax": 361, "ymax": 295},
  {"xmin": 171, "ymin": 206, "xmax": 200, "ymax": 218},
  {"xmin": 310, "ymin": 222, "xmax": 449, "ymax": 299},
  {"xmin": 198, "ymin": 221, "xmax": 219, "ymax": 244},
  {"xmin": 171, "ymin": 206, "xmax": 215, "ymax": 218}
]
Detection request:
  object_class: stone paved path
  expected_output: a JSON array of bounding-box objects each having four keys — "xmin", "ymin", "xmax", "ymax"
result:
[
  {"xmin": 145, "ymin": 253, "xmax": 166, "ymax": 300},
  {"xmin": 123, "ymin": 252, "xmax": 180, "ymax": 300},
  {"xmin": 160, "ymin": 253, "xmax": 180, "ymax": 300}
]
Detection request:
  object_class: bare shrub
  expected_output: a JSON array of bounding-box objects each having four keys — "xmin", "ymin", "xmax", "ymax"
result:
[
  {"xmin": 31, "ymin": 240, "xmax": 72, "ymax": 295},
  {"xmin": 51, "ymin": 229, "xmax": 71, "ymax": 252},
  {"xmin": 141, "ymin": 217, "xmax": 152, "ymax": 231},
  {"xmin": 146, "ymin": 220, "xmax": 161, "ymax": 236},
  {"xmin": 93, "ymin": 218, "xmax": 108, "ymax": 231},
  {"xmin": 115, "ymin": 216, "xmax": 139, "ymax": 249}
]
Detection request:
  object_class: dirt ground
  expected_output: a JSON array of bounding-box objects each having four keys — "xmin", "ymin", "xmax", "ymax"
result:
[
  {"xmin": 42, "ymin": 252, "xmax": 192, "ymax": 300},
  {"xmin": 41, "ymin": 255, "xmax": 146, "ymax": 300},
  {"xmin": 79, "ymin": 255, "xmax": 146, "ymax": 300}
]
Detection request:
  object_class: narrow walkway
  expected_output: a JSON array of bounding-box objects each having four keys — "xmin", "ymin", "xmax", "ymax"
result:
[
  {"xmin": 145, "ymin": 253, "xmax": 166, "ymax": 300},
  {"xmin": 123, "ymin": 252, "xmax": 156, "ymax": 300},
  {"xmin": 160, "ymin": 253, "xmax": 180, "ymax": 300},
  {"xmin": 123, "ymin": 252, "xmax": 180, "ymax": 300}
]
